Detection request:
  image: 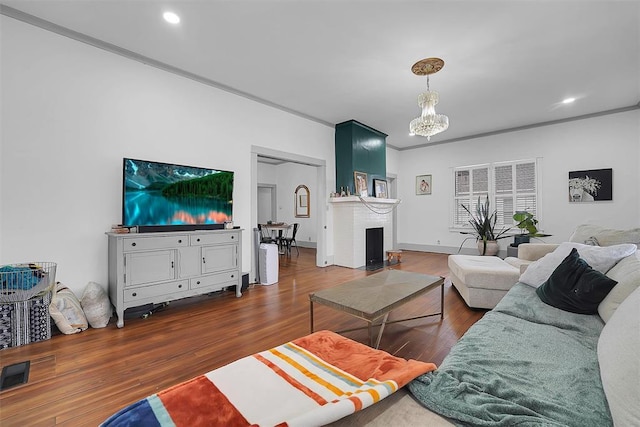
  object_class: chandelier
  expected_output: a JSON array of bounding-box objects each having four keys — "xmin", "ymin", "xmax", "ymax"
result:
[{"xmin": 409, "ymin": 57, "xmax": 449, "ymax": 141}]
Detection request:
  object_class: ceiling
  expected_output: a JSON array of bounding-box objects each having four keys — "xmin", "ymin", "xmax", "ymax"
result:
[{"xmin": 2, "ymin": 1, "xmax": 639, "ymax": 150}]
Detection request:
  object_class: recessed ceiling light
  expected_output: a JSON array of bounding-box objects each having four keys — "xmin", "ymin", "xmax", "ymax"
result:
[
  {"xmin": 163, "ymin": 11, "xmax": 180, "ymax": 24},
  {"xmin": 562, "ymin": 97, "xmax": 576, "ymax": 104}
]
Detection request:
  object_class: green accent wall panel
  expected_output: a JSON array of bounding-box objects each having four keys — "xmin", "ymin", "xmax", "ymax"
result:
[{"xmin": 335, "ymin": 120, "xmax": 387, "ymax": 196}]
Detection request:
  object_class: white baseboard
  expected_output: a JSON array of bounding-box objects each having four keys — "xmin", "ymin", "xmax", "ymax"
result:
[
  {"xmin": 398, "ymin": 243, "xmax": 507, "ymax": 258},
  {"xmin": 323, "ymin": 255, "xmax": 334, "ymax": 266},
  {"xmin": 297, "ymin": 241, "xmax": 316, "ymax": 249}
]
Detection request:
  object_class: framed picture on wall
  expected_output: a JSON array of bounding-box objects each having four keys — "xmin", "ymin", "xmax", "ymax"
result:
[
  {"xmin": 416, "ymin": 174, "xmax": 432, "ymax": 195},
  {"xmin": 295, "ymin": 184, "xmax": 310, "ymax": 217},
  {"xmin": 373, "ymin": 179, "xmax": 388, "ymax": 198},
  {"xmin": 568, "ymin": 168, "xmax": 612, "ymax": 202},
  {"xmin": 354, "ymin": 171, "xmax": 368, "ymax": 197}
]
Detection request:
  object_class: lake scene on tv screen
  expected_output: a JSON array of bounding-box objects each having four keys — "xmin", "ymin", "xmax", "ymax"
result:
[{"xmin": 123, "ymin": 159, "xmax": 233, "ymax": 227}]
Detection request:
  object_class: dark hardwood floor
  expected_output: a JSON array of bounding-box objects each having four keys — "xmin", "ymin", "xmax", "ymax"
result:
[{"xmin": 0, "ymin": 249, "xmax": 486, "ymax": 426}]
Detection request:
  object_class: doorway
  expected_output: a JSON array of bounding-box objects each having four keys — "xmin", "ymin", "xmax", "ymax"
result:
[
  {"xmin": 251, "ymin": 146, "xmax": 327, "ymax": 283},
  {"xmin": 257, "ymin": 184, "xmax": 277, "ymax": 224}
]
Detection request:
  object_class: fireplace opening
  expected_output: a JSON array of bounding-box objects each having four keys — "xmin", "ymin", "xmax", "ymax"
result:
[{"xmin": 366, "ymin": 227, "xmax": 384, "ymax": 270}]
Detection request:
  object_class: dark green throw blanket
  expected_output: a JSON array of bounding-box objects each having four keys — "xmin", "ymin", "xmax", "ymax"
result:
[{"xmin": 408, "ymin": 283, "xmax": 612, "ymax": 427}]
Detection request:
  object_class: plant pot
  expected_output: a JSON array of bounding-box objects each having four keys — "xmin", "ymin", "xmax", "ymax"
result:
[
  {"xmin": 513, "ymin": 235, "xmax": 530, "ymax": 246},
  {"xmin": 478, "ymin": 240, "xmax": 499, "ymax": 256}
]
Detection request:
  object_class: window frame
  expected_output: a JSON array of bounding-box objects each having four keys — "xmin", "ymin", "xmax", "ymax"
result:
[{"xmin": 450, "ymin": 158, "xmax": 542, "ymax": 233}]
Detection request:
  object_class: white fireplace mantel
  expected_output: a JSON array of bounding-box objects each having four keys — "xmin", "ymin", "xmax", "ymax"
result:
[{"xmin": 330, "ymin": 196, "xmax": 400, "ymax": 268}]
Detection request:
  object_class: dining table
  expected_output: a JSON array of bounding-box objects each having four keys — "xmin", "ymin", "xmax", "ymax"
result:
[{"xmin": 260, "ymin": 223, "xmax": 292, "ymax": 254}]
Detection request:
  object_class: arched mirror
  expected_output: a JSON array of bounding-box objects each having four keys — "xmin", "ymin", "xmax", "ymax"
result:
[{"xmin": 295, "ymin": 184, "xmax": 310, "ymax": 218}]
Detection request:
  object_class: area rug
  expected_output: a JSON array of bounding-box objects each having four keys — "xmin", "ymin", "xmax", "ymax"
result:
[{"xmin": 101, "ymin": 330, "xmax": 436, "ymax": 427}]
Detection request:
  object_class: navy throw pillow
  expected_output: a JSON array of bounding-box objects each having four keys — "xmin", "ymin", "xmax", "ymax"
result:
[{"xmin": 536, "ymin": 248, "xmax": 618, "ymax": 314}]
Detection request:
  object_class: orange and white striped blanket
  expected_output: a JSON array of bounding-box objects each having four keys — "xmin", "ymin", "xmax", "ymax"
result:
[{"xmin": 102, "ymin": 330, "xmax": 436, "ymax": 427}]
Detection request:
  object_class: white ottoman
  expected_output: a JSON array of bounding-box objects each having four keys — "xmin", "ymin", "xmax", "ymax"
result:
[{"xmin": 448, "ymin": 255, "xmax": 520, "ymax": 309}]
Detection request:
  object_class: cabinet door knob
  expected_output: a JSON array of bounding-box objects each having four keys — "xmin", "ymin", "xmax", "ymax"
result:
[
  {"xmin": 231, "ymin": 274, "xmax": 234, "ymax": 278},
  {"xmin": 178, "ymin": 284, "xmax": 183, "ymax": 288},
  {"xmin": 132, "ymin": 292, "xmax": 137, "ymax": 297},
  {"xmin": 197, "ymin": 238, "xmax": 201, "ymax": 242},
  {"xmin": 231, "ymin": 235, "xmax": 235, "ymax": 239},
  {"xmin": 196, "ymin": 281, "xmax": 200, "ymax": 285},
  {"xmin": 131, "ymin": 242, "xmax": 136, "ymax": 247},
  {"xmin": 202, "ymin": 257, "xmax": 206, "ymax": 263},
  {"xmin": 178, "ymin": 239, "xmax": 182, "ymax": 243}
]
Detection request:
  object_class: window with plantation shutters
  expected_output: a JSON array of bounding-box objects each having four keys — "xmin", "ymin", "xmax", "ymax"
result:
[
  {"xmin": 452, "ymin": 159, "xmax": 540, "ymax": 230},
  {"xmin": 453, "ymin": 165, "xmax": 489, "ymax": 227}
]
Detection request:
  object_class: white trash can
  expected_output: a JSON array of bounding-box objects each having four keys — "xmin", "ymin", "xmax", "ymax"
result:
[{"xmin": 259, "ymin": 243, "xmax": 279, "ymax": 285}]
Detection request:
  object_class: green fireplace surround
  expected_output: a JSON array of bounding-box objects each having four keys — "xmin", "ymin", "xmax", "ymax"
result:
[{"xmin": 335, "ymin": 120, "xmax": 387, "ymax": 197}]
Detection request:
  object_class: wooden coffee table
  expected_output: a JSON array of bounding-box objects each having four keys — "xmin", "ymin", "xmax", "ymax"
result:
[{"xmin": 309, "ymin": 270, "xmax": 444, "ymax": 348}]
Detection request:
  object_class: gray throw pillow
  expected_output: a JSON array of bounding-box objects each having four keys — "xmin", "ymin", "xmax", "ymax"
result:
[
  {"xmin": 570, "ymin": 224, "xmax": 640, "ymax": 247},
  {"xmin": 598, "ymin": 287, "xmax": 640, "ymax": 426},
  {"xmin": 599, "ymin": 252, "xmax": 640, "ymax": 322}
]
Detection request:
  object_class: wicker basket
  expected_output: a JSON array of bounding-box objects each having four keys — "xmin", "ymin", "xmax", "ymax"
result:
[
  {"xmin": 0, "ymin": 262, "xmax": 57, "ymax": 304},
  {"xmin": 0, "ymin": 290, "xmax": 53, "ymax": 349}
]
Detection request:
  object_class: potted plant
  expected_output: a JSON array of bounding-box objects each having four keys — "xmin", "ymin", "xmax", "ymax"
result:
[
  {"xmin": 459, "ymin": 197, "xmax": 511, "ymax": 255},
  {"xmin": 512, "ymin": 210, "xmax": 551, "ymax": 246}
]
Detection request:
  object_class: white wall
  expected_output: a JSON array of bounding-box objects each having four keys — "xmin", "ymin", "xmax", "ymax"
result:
[
  {"xmin": 397, "ymin": 110, "xmax": 640, "ymax": 254},
  {"xmin": 385, "ymin": 146, "xmax": 399, "ymax": 179},
  {"xmin": 257, "ymin": 162, "xmax": 318, "ymax": 246},
  {"xmin": 2, "ymin": 15, "xmax": 638, "ymax": 298},
  {"xmin": 638, "ymin": 117, "xmax": 640, "ymax": 217},
  {"xmin": 0, "ymin": 16, "xmax": 335, "ymax": 296},
  {"xmin": 275, "ymin": 163, "xmax": 318, "ymax": 246},
  {"xmin": 257, "ymin": 163, "xmax": 278, "ymax": 185}
]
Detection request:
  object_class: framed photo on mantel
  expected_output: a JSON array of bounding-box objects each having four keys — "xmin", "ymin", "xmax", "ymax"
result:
[
  {"xmin": 354, "ymin": 171, "xmax": 368, "ymax": 197},
  {"xmin": 374, "ymin": 179, "xmax": 388, "ymax": 198}
]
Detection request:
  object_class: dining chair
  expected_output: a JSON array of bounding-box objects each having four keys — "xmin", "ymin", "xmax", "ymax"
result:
[
  {"xmin": 258, "ymin": 224, "xmax": 275, "ymax": 244},
  {"xmin": 283, "ymin": 223, "xmax": 299, "ymax": 256}
]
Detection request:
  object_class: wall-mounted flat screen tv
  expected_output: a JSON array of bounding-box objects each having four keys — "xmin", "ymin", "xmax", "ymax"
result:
[{"xmin": 122, "ymin": 158, "xmax": 234, "ymax": 232}]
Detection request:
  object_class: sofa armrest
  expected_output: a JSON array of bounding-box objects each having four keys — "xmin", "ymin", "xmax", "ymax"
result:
[
  {"xmin": 517, "ymin": 243, "xmax": 559, "ymax": 261},
  {"xmin": 504, "ymin": 257, "xmax": 532, "ymax": 275}
]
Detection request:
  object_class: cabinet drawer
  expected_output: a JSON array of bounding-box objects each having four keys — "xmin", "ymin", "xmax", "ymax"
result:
[
  {"xmin": 191, "ymin": 271, "xmax": 239, "ymax": 290},
  {"xmin": 124, "ymin": 280, "xmax": 188, "ymax": 302},
  {"xmin": 191, "ymin": 232, "xmax": 238, "ymax": 246},
  {"xmin": 193, "ymin": 281, "xmax": 237, "ymax": 295},
  {"xmin": 123, "ymin": 235, "xmax": 189, "ymax": 251}
]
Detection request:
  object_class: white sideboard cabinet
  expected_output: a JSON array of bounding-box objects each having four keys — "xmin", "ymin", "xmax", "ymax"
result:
[{"xmin": 107, "ymin": 229, "xmax": 242, "ymax": 327}]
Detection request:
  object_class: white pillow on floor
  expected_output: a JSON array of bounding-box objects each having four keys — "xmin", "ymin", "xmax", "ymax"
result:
[
  {"xmin": 80, "ymin": 281, "xmax": 112, "ymax": 328},
  {"xmin": 519, "ymin": 242, "xmax": 636, "ymax": 288},
  {"xmin": 49, "ymin": 282, "xmax": 88, "ymax": 334}
]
